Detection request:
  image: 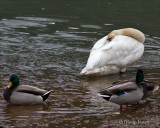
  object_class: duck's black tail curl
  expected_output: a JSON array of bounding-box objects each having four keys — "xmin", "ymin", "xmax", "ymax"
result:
[
  {"xmin": 99, "ymin": 90, "xmax": 112, "ymax": 101},
  {"xmin": 41, "ymin": 91, "xmax": 51, "ymax": 101}
]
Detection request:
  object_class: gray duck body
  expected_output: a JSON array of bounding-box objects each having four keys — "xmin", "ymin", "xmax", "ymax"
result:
[
  {"xmin": 100, "ymin": 79, "xmax": 159, "ymax": 105},
  {"xmin": 3, "ymin": 74, "xmax": 50, "ymax": 105}
]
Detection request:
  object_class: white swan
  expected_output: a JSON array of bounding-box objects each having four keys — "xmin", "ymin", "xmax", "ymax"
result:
[{"xmin": 80, "ymin": 28, "xmax": 145, "ymax": 76}]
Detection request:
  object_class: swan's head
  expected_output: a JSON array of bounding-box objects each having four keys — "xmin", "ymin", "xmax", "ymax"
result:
[{"xmin": 107, "ymin": 30, "xmax": 118, "ymax": 41}]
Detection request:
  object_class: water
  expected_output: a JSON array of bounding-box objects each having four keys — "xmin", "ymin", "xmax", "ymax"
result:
[{"xmin": 0, "ymin": 0, "xmax": 160, "ymax": 127}]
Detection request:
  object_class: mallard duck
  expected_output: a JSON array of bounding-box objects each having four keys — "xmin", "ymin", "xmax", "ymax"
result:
[
  {"xmin": 3, "ymin": 74, "xmax": 51, "ymax": 105},
  {"xmin": 81, "ymin": 28, "xmax": 145, "ymax": 76},
  {"xmin": 99, "ymin": 69, "xmax": 159, "ymax": 109}
]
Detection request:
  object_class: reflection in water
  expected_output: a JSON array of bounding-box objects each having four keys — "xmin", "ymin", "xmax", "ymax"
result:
[
  {"xmin": 2, "ymin": 104, "xmax": 51, "ymax": 127},
  {"xmin": 0, "ymin": 0, "xmax": 160, "ymax": 127}
]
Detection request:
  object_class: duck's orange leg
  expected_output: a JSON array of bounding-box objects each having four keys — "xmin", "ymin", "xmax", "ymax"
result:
[{"xmin": 126, "ymin": 104, "xmax": 134, "ymax": 109}]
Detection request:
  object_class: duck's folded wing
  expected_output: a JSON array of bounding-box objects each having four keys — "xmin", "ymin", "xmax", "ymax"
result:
[
  {"xmin": 106, "ymin": 81, "xmax": 138, "ymax": 95},
  {"xmin": 15, "ymin": 85, "xmax": 47, "ymax": 95}
]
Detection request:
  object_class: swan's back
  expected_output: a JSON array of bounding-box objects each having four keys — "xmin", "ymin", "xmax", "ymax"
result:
[{"xmin": 81, "ymin": 35, "xmax": 144, "ymax": 75}]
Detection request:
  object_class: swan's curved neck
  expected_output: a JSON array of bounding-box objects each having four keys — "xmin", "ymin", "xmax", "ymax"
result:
[{"xmin": 110, "ymin": 28, "xmax": 145, "ymax": 43}]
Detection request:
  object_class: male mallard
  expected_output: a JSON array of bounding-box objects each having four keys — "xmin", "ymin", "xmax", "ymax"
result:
[
  {"xmin": 99, "ymin": 69, "xmax": 159, "ymax": 109},
  {"xmin": 81, "ymin": 28, "xmax": 145, "ymax": 76},
  {"xmin": 3, "ymin": 74, "xmax": 51, "ymax": 105}
]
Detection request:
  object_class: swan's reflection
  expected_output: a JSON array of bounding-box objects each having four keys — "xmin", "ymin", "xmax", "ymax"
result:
[{"xmin": 83, "ymin": 72, "xmax": 134, "ymax": 93}]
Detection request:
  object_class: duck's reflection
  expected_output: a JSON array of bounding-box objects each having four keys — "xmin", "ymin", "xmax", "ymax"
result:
[{"xmin": 3, "ymin": 104, "xmax": 49, "ymax": 127}]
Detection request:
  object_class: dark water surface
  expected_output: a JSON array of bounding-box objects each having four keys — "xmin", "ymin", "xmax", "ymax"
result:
[{"xmin": 0, "ymin": 0, "xmax": 160, "ymax": 128}]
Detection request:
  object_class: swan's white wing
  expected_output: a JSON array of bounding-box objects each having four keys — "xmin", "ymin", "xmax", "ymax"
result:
[
  {"xmin": 81, "ymin": 35, "xmax": 144, "ymax": 75},
  {"xmin": 92, "ymin": 35, "xmax": 108, "ymax": 50},
  {"xmin": 107, "ymin": 35, "xmax": 144, "ymax": 66}
]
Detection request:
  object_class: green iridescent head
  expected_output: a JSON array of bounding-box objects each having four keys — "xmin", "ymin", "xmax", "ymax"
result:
[
  {"xmin": 7, "ymin": 74, "xmax": 19, "ymax": 88},
  {"xmin": 136, "ymin": 69, "xmax": 144, "ymax": 84}
]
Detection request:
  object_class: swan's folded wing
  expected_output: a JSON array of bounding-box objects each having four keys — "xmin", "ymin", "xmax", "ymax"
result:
[
  {"xmin": 86, "ymin": 50, "xmax": 103, "ymax": 69},
  {"xmin": 101, "ymin": 35, "xmax": 144, "ymax": 66},
  {"xmin": 86, "ymin": 42, "xmax": 112, "ymax": 69},
  {"xmin": 106, "ymin": 81, "xmax": 137, "ymax": 95},
  {"xmin": 92, "ymin": 35, "xmax": 108, "ymax": 50},
  {"xmin": 15, "ymin": 85, "xmax": 47, "ymax": 95}
]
